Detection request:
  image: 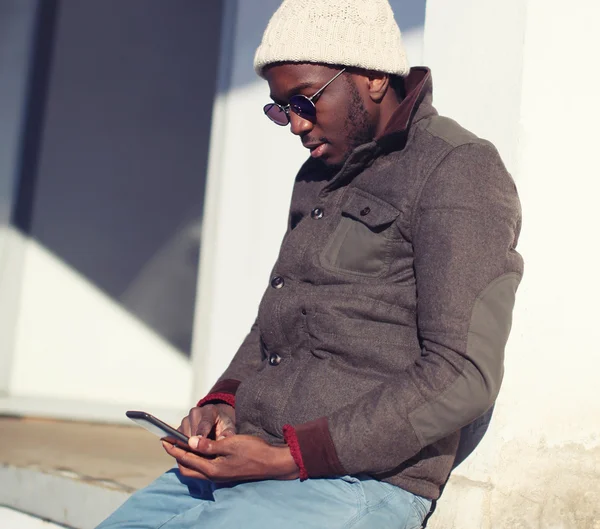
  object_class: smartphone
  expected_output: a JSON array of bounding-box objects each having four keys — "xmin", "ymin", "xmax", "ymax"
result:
[{"xmin": 126, "ymin": 410, "xmax": 189, "ymax": 447}]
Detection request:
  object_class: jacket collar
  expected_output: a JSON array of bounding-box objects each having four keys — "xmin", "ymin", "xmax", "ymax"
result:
[
  {"xmin": 318, "ymin": 67, "xmax": 436, "ymax": 195},
  {"xmin": 377, "ymin": 67, "xmax": 436, "ymax": 146}
]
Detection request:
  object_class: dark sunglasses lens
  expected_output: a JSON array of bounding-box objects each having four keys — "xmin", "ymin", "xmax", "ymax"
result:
[
  {"xmin": 289, "ymin": 96, "xmax": 316, "ymax": 120},
  {"xmin": 264, "ymin": 103, "xmax": 288, "ymax": 125}
]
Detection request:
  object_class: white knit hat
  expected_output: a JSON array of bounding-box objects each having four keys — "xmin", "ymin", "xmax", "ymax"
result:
[{"xmin": 254, "ymin": 0, "xmax": 410, "ymax": 78}]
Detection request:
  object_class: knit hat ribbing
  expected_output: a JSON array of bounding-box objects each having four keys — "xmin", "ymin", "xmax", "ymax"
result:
[{"xmin": 254, "ymin": 0, "xmax": 410, "ymax": 78}]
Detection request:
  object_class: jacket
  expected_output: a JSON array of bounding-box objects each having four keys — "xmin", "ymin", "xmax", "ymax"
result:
[{"xmin": 198, "ymin": 67, "xmax": 524, "ymax": 500}]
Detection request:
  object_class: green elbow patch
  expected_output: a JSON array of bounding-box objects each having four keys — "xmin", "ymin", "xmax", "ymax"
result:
[{"xmin": 409, "ymin": 273, "xmax": 521, "ymax": 448}]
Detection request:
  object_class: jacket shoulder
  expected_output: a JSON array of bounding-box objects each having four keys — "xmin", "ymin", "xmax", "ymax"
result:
[{"xmin": 421, "ymin": 115, "xmax": 490, "ymax": 149}]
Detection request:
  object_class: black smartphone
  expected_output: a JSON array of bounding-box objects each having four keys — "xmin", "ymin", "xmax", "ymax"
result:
[{"xmin": 126, "ymin": 410, "xmax": 189, "ymax": 447}]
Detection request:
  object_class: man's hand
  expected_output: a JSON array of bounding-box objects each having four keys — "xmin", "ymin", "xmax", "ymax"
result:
[
  {"xmin": 162, "ymin": 435, "xmax": 300, "ymax": 482},
  {"xmin": 179, "ymin": 404, "xmax": 236, "ymax": 440}
]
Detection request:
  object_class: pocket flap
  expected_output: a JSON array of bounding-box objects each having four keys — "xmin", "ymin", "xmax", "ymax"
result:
[{"xmin": 341, "ymin": 188, "xmax": 400, "ymax": 229}]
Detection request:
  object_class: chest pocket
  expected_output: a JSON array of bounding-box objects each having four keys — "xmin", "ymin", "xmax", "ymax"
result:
[{"xmin": 320, "ymin": 188, "xmax": 400, "ymax": 277}]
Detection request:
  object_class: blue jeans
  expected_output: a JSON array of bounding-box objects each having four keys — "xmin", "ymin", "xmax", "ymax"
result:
[{"xmin": 96, "ymin": 468, "xmax": 432, "ymax": 529}]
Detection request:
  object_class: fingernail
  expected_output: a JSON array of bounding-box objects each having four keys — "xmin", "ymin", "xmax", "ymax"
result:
[
  {"xmin": 217, "ymin": 435, "xmax": 225, "ymax": 441},
  {"xmin": 189, "ymin": 436, "xmax": 200, "ymax": 450}
]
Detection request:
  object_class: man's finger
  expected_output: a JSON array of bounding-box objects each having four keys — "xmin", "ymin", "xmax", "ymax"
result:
[
  {"xmin": 162, "ymin": 440, "xmax": 194, "ymax": 457},
  {"xmin": 177, "ymin": 463, "xmax": 209, "ymax": 480},
  {"xmin": 215, "ymin": 415, "xmax": 236, "ymax": 440},
  {"xmin": 176, "ymin": 453, "xmax": 211, "ymax": 480},
  {"xmin": 163, "ymin": 441, "xmax": 215, "ymax": 478},
  {"xmin": 188, "ymin": 436, "xmax": 235, "ymax": 456},
  {"xmin": 216, "ymin": 427, "xmax": 236, "ymax": 440},
  {"xmin": 178, "ymin": 448, "xmax": 221, "ymax": 478},
  {"xmin": 178, "ymin": 416, "xmax": 191, "ymax": 436},
  {"xmin": 162, "ymin": 440, "xmax": 180, "ymax": 458},
  {"xmin": 219, "ymin": 415, "xmax": 236, "ymax": 431},
  {"xmin": 188, "ymin": 406, "xmax": 216, "ymax": 437},
  {"xmin": 188, "ymin": 436, "xmax": 211, "ymax": 453},
  {"xmin": 194, "ymin": 419, "xmax": 216, "ymax": 438}
]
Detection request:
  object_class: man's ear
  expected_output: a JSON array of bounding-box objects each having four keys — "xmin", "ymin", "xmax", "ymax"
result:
[{"xmin": 366, "ymin": 71, "xmax": 390, "ymax": 103}]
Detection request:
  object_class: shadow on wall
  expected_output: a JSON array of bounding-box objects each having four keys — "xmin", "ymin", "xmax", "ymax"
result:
[
  {"xmin": 11, "ymin": 0, "xmax": 223, "ymax": 356},
  {"xmin": 8, "ymin": 0, "xmax": 425, "ymax": 358}
]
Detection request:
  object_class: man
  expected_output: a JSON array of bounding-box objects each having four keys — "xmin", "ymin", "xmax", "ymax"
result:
[{"xmin": 98, "ymin": 0, "xmax": 523, "ymax": 527}]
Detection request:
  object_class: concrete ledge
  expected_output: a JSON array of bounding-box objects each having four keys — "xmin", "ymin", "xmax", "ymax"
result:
[
  {"xmin": 0, "ymin": 416, "xmax": 174, "ymax": 529},
  {"xmin": 0, "ymin": 505, "xmax": 68, "ymax": 529},
  {"xmin": 0, "ymin": 465, "xmax": 130, "ymax": 529}
]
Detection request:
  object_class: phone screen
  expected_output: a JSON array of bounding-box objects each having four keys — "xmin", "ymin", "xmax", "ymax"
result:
[{"xmin": 126, "ymin": 411, "xmax": 189, "ymax": 446}]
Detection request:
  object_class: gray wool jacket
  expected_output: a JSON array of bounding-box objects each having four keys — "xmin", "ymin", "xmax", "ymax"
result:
[{"xmin": 199, "ymin": 67, "xmax": 524, "ymax": 500}]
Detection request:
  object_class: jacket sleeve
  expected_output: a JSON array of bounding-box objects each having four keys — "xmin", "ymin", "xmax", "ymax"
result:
[
  {"xmin": 197, "ymin": 320, "xmax": 262, "ymax": 407},
  {"xmin": 283, "ymin": 142, "xmax": 524, "ymax": 478}
]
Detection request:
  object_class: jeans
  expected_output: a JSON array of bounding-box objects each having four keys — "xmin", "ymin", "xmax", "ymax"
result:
[{"xmin": 96, "ymin": 468, "xmax": 432, "ymax": 529}]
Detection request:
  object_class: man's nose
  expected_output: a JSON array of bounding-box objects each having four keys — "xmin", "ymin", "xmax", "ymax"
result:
[{"xmin": 289, "ymin": 112, "xmax": 313, "ymax": 136}]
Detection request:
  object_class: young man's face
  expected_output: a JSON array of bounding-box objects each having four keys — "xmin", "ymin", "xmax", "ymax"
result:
[{"xmin": 264, "ymin": 63, "xmax": 377, "ymax": 168}]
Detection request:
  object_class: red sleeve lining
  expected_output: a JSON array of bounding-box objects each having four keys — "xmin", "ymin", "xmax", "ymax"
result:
[
  {"xmin": 197, "ymin": 392, "xmax": 236, "ymax": 408},
  {"xmin": 283, "ymin": 424, "xmax": 308, "ymax": 481},
  {"xmin": 196, "ymin": 379, "xmax": 240, "ymax": 408}
]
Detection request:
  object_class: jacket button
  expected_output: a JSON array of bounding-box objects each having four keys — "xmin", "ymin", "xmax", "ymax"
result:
[
  {"xmin": 271, "ymin": 276, "xmax": 284, "ymax": 289},
  {"xmin": 360, "ymin": 207, "xmax": 371, "ymax": 216},
  {"xmin": 268, "ymin": 353, "xmax": 282, "ymax": 366},
  {"xmin": 311, "ymin": 207, "xmax": 324, "ymax": 220}
]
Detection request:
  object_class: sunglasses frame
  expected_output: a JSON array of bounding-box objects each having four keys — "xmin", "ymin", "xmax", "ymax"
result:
[{"xmin": 263, "ymin": 68, "xmax": 347, "ymax": 126}]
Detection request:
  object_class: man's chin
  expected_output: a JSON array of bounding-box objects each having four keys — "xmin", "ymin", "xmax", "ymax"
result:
[
  {"xmin": 317, "ymin": 152, "xmax": 348, "ymax": 171},
  {"xmin": 315, "ymin": 159, "xmax": 343, "ymax": 174}
]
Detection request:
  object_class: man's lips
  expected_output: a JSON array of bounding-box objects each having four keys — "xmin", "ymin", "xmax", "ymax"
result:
[{"xmin": 304, "ymin": 142, "xmax": 328, "ymax": 158}]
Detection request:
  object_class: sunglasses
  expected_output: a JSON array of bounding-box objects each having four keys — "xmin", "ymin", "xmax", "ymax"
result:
[{"xmin": 263, "ymin": 68, "xmax": 347, "ymax": 126}]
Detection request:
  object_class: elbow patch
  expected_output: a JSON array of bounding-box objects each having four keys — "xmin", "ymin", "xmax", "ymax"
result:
[{"xmin": 409, "ymin": 273, "xmax": 520, "ymax": 448}]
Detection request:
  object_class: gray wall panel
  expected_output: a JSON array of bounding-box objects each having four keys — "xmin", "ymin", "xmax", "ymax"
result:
[{"xmin": 26, "ymin": 0, "xmax": 223, "ymax": 353}]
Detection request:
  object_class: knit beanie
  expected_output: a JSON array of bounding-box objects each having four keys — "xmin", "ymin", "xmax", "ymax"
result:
[{"xmin": 254, "ymin": 0, "xmax": 410, "ymax": 78}]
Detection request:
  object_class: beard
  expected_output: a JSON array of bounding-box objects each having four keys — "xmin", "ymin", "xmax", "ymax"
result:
[
  {"xmin": 343, "ymin": 82, "xmax": 377, "ymax": 157},
  {"xmin": 323, "ymin": 81, "xmax": 376, "ymax": 172}
]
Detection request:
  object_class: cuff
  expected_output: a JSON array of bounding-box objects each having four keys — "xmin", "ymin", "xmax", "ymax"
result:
[
  {"xmin": 286, "ymin": 417, "xmax": 346, "ymax": 478},
  {"xmin": 283, "ymin": 425, "xmax": 308, "ymax": 480},
  {"xmin": 196, "ymin": 379, "xmax": 240, "ymax": 408}
]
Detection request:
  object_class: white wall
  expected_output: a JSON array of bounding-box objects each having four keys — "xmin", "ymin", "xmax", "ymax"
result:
[
  {"xmin": 5, "ymin": 238, "xmax": 191, "ymax": 425},
  {"xmin": 423, "ymin": 0, "xmax": 528, "ymax": 174},
  {"xmin": 192, "ymin": 0, "xmax": 428, "ymax": 396},
  {"xmin": 424, "ymin": 0, "xmax": 600, "ymax": 527}
]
